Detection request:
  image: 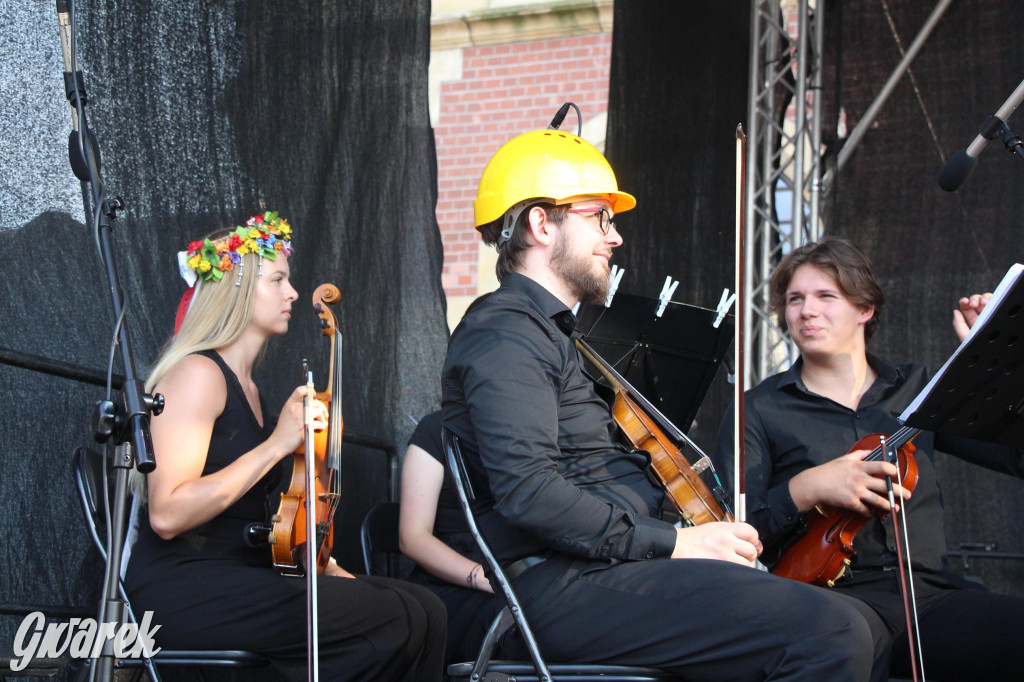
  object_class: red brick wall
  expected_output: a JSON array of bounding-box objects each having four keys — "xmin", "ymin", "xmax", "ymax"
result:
[{"xmin": 434, "ymin": 32, "xmax": 613, "ymax": 297}]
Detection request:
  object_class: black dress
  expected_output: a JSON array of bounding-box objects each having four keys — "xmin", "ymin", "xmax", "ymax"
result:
[
  {"xmin": 405, "ymin": 410, "xmax": 503, "ymax": 665},
  {"xmin": 124, "ymin": 350, "xmax": 446, "ymax": 681}
]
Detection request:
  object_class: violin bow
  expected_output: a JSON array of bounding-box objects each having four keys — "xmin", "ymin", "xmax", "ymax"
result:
[
  {"xmin": 302, "ymin": 362, "xmax": 320, "ymax": 681},
  {"xmin": 883, "ymin": 437, "xmax": 926, "ymax": 682},
  {"xmin": 734, "ymin": 124, "xmax": 747, "ymax": 523}
]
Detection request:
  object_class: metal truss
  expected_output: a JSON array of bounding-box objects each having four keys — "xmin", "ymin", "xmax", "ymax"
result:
[
  {"xmin": 743, "ymin": 0, "xmax": 825, "ymax": 387},
  {"xmin": 742, "ymin": 0, "xmax": 955, "ymax": 386}
]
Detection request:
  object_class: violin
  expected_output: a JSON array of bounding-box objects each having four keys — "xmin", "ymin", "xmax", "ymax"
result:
[
  {"xmin": 771, "ymin": 426, "xmax": 920, "ymax": 586},
  {"xmin": 576, "ymin": 338, "xmax": 733, "ymax": 525},
  {"xmin": 269, "ymin": 284, "xmax": 344, "ymax": 576}
]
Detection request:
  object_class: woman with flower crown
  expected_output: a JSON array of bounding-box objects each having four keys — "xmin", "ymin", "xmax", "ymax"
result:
[{"xmin": 124, "ymin": 212, "xmax": 446, "ymax": 681}]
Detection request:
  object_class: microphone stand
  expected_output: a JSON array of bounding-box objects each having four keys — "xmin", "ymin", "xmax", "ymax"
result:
[
  {"xmin": 992, "ymin": 118, "xmax": 1024, "ymax": 165},
  {"xmin": 970, "ymin": 113, "xmax": 1024, "ymax": 166},
  {"xmin": 938, "ymin": 76, "xmax": 1024, "ymax": 191},
  {"xmin": 57, "ymin": 2, "xmax": 163, "ymax": 680}
]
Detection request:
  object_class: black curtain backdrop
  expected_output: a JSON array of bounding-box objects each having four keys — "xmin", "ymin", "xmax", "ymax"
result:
[
  {"xmin": 605, "ymin": 0, "xmax": 751, "ymax": 473},
  {"xmin": 607, "ymin": 0, "xmax": 1024, "ymax": 596},
  {"xmin": 0, "ymin": 0, "xmax": 446, "ymax": 665},
  {"xmin": 821, "ymin": 0, "xmax": 1024, "ymax": 596}
]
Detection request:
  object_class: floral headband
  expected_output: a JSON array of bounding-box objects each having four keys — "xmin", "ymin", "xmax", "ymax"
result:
[{"xmin": 177, "ymin": 211, "xmax": 293, "ymax": 287}]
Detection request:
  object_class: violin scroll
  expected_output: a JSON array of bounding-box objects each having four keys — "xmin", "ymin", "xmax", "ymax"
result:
[{"xmin": 313, "ymin": 284, "xmax": 341, "ymax": 334}]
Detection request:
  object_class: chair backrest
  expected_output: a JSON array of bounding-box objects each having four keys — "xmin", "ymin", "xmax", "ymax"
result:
[
  {"xmin": 72, "ymin": 447, "xmax": 270, "ymax": 679},
  {"xmin": 73, "ymin": 446, "xmax": 117, "ymax": 564},
  {"xmin": 440, "ymin": 427, "xmax": 552, "ymax": 679},
  {"xmin": 360, "ymin": 501, "xmax": 401, "ymax": 576},
  {"xmin": 73, "ymin": 445, "xmax": 143, "ymax": 582},
  {"xmin": 73, "ymin": 446, "xmax": 163, "ymax": 681}
]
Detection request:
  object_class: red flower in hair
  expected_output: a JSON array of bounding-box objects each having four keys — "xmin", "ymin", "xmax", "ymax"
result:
[
  {"xmin": 187, "ymin": 240, "xmax": 204, "ymax": 254},
  {"xmin": 228, "ymin": 233, "xmax": 243, "ymax": 250}
]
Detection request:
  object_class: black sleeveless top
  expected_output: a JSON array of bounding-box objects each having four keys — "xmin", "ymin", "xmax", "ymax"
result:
[
  {"xmin": 127, "ymin": 350, "xmax": 281, "ymax": 570},
  {"xmin": 197, "ymin": 350, "xmax": 279, "ymax": 524}
]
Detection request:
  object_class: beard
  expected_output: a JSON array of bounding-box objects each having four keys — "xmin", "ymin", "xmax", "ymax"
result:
[{"xmin": 551, "ymin": 229, "xmax": 610, "ymax": 304}]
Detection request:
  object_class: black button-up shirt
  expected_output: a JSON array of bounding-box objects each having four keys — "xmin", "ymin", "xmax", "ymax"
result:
[
  {"xmin": 442, "ymin": 273, "xmax": 678, "ymax": 564},
  {"xmin": 713, "ymin": 354, "xmax": 1024, "ymax": 572}
]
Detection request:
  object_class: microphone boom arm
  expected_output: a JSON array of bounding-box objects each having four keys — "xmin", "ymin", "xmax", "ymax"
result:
[{"xmin": 939, "ymin": 77, "xmax": 1024, "ymax": 191}]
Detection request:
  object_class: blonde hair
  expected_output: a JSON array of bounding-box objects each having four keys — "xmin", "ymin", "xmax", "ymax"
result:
[{"xmin": 130, "ymin": 240, "xmax": 274, "ymax": 501}]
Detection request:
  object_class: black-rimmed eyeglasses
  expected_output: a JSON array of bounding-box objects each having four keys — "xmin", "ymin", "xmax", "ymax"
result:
[{"xmin": 565, "ymin": 207, "xmax": 615, "ymax": 236}]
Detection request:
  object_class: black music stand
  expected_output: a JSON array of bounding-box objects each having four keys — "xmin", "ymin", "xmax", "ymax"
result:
[
  {"xmin": 900, "ymin": 264, "xmax": 1024, "ymax": 448},
  {"xmin": 576, "ymin": 293, "xmax": 733, "ymax": 433}
]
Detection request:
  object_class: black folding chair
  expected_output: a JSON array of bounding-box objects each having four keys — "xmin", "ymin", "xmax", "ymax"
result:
[
  {"xmin": 440, "ymin": 429, "xmax": 677, "ymax": 682},
  {"xmin": 360, "ymin": 501, "xmax": 402, "ymax": 577},
  {"xmin": 73, "ymin": 446, "xmax": 272, "ymax": 681}
]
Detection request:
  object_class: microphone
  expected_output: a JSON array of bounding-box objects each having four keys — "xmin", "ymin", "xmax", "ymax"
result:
[
  {"xmin": 56, "ymin": 0, "xmax": 78, "ymax": 130},
  {"xmin": 547, "ymin": 102, "xmax": 572, "ymax": 130},
  {"xmin": 56, "ymin": 0, "xmax": 95, "ymax": 181},
  {"xmin": 938, "ymin": 78, "xmax": 1024, "ymax": 192},
  {"xmin": 547, "ymin": 102, "xmax": 582, "ymax": 136}
]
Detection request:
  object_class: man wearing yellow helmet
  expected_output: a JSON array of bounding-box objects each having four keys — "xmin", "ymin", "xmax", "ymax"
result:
[{"xmin": 440, "ymin": 127, "xmax": 887, "ymax": 679}]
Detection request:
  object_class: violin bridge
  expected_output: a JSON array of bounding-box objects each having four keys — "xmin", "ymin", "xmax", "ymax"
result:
[{"xmin": 690, "ymin": 456, "xmax": 710, "ymax": 475}]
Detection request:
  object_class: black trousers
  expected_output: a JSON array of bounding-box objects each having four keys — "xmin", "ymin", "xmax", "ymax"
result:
[
  {"xmin": 409, "ymin": 579, "xmax": 505, "ymax": 666},
  {"xmin": 267, "ymin": 574, "xmax": 448, "ymax": 682},
  {"xmin": 130, "ymin": 569, "xmax": 446, "ymax": 682},
  {"xmin": 507, "ymin": 556, "xmax": 888, "ymax": 682},
  {"xmin": 835, "ymin": 569, "xmax": 1024, "ymax": 681}
]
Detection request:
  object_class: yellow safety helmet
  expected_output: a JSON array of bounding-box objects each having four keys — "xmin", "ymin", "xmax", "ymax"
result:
[{"xmin": 473, "ymin": 129, "xmax": 636, "ymax": 230}]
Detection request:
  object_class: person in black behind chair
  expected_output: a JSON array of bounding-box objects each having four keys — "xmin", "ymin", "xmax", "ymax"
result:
[
  {"xmin": 400, "ymin": 409, "xmax": 504, "ymax": 666},
  {"xmin": 401, "ymin": 294, "xmax": 504, "ymax": 666}
]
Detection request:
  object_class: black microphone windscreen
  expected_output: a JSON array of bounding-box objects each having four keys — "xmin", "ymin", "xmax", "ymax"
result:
[{"xmin": 938, "ymin": 150, "xmax": 978, "ymax": 192}]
